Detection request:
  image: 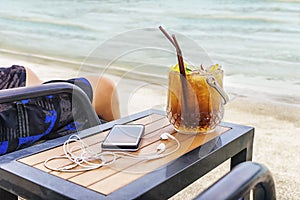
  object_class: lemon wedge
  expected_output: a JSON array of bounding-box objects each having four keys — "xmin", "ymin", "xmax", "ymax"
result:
[{"xmin": 170, "ymin": 62, "xmax": 193, "ymax": 74}]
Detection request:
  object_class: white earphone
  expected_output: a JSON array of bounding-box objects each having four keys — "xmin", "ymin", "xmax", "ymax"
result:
[
  {"xmin": 44, "ymin": 132, "xmax": 180, "ymax": 172},
  {"xmin": 157, "ymin": 143, "xmax": 166, "ymax": 152}
]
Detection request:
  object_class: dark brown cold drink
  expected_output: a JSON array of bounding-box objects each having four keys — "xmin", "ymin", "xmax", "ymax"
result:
[{"xmin": 166, "ymin": 66, "xmax": 225, "ymax": 133}]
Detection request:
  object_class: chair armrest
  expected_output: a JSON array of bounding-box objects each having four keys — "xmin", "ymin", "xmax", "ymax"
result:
[
  {"xmin": 195, "ymin": 161, "xmax": 276, "ymax": 200},
  {"xmin": 0, "ymin": 83, "xmax": 100, "ymax": 128}
]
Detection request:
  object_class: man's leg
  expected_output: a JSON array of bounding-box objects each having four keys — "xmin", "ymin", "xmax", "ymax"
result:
[
  {"xmin": 25, "ymin": 67, "xmax": 121, "ymax": 121},
  {"xmin": 85, "ymin": 75, "xmax": 121, "ymax": 121},
  {"xmin": 25, "ymin": 67, "xmax": 43, "ymax": 86}
]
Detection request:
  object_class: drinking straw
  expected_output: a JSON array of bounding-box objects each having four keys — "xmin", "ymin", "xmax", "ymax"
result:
[
  {"xmin": 159, "ymin": 26, "xmax": 190, "ymax": 123},
  {"xmin": 171, "ymin": 34, "xmax": 189, "ymax": 118},
  {"xmin": 159, "ymin": 26, "xmax": 175, "ymax": 46},
  {"xmin": 158, "ymin": 26, "xmax": 186, "ymax": 77},
  {"xmin": 172, "ymin": 34, "xmax": 186, "ymax": 77}
]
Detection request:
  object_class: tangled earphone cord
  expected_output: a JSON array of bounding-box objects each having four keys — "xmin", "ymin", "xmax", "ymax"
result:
[{"xmin": 44, "ymin": 133, "xmax": 180, "ymax": 172}]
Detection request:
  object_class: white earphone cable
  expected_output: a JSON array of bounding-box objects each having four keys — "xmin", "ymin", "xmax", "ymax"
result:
[{"xmin": 44, "ymin": 133, "xmax": 180, "ymax": 172}]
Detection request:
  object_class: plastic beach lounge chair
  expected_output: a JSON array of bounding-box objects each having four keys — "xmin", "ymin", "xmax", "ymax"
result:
[{"xmin": 195, "ymin": 161, "xmax": 276, "ymax": 200}]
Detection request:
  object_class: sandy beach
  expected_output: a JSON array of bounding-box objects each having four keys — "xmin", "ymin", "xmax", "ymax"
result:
[
  {"xmin": 1, "ymin": 1, "xmax": 300, "ymax": 199},
  {"xmin": 1, "ymin": 52, "xmax": 299, "ymax": 200}
]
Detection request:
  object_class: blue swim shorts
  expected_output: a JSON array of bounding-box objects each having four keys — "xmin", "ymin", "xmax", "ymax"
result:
[{"xmin": 0, "ymin": 65, "xmax": 100, "ymax": 155}]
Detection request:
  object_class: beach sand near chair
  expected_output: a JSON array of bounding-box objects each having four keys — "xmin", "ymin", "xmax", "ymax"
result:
[{"xmin": 1, "ymin": 53, "xmax": 299, "ymax": 200}]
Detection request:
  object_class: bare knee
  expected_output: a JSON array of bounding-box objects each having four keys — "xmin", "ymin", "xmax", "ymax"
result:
[
  {"xmin": 25, "ymin": 67, "xmax": 42, "ymax": 86},
  {"xmin": 85, "ymin": 76, "xmax": 120, "ymax": 121}
]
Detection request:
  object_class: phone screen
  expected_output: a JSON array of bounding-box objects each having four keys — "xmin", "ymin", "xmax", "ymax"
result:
[{"xmin": 102, "ymin": 124, "xmax": 145, "ymax": 151}]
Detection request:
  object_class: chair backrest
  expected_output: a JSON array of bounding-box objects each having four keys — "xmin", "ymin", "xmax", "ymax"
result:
[
  {"xmin": 195, "ymin": 161, "xmax": 276, "ymax": 200},
  {"xmin": 0, "ymin": 82, "xmax": 100, "ymax": 128}
]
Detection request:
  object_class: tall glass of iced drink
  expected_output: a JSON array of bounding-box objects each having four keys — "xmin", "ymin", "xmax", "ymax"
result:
[{"xmin": 166, "ymin": 64, "xmax": 228, "ymax": 134}]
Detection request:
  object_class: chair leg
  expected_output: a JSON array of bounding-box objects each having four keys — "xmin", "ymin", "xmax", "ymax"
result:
[
  {"xmin": 230, "ymin": 148, "xmax": 253, "ymax": 200},
  {"xmin": 231, "ymin": 148, "xmax": 252, "ymax": 170}
]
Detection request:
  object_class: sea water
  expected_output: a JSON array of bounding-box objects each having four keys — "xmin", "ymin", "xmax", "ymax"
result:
[{"xmin": 0, "ymin": 0, "xmax": 299, "ymax": 104}]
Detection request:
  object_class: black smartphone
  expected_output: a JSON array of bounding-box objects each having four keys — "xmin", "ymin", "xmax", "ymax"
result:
[{"xmin": 102, "ymin": 124, "xmax": 145, "ymax": 151}]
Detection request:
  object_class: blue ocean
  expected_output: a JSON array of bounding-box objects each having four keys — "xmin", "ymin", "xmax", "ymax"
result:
[{"xmin": 0, "ymin": 0, "xmax": 299, "ymax": 103}]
